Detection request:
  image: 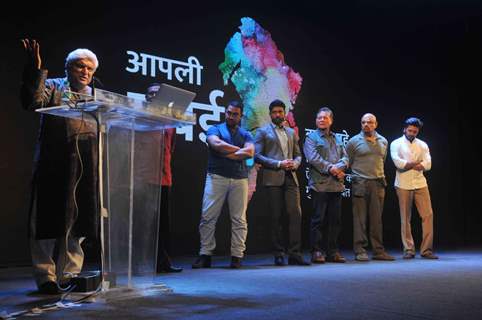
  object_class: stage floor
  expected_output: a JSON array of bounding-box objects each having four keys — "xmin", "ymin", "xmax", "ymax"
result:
[{"xmin": 1, "ymin": 249, "xmax": 482, "ymax": 319}]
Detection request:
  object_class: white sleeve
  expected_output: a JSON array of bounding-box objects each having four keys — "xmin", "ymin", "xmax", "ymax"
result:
[
  {"xmin": 420, "ymin": 142, "xmax": 432, "ymax": 171},
  {"xmin": 390, "ymin": 139, "xmax": 407, "ymax": 170}
]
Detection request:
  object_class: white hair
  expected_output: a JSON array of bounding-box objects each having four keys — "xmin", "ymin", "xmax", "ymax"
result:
[{"xmin": 65, "ymin": 48, "xmax": 99, "ymax": 70}]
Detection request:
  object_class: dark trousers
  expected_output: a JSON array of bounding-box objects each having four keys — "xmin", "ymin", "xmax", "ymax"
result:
[
  {"xmin": 352, "ymin": 179, "xmax": 385, "ymax": 255},
  {"xmin": 265, "ymin": 174, "xmax": 302, "ymax": 257},
  {"xmin": 132, "ymin": 184, "xmax": 173, "ymax": 273},
  {"xmin": 157, "ymin": 186, "xmax": 173, "ymax": 271},
  {"xmin": 310, "ymin": 191, "xmax": 342, "ymax": 256}
]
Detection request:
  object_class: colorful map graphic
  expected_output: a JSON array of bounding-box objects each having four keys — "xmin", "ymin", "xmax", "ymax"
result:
[{"xmin": 219, "ymin": 17, "xmax": 303, "ymax": 133}]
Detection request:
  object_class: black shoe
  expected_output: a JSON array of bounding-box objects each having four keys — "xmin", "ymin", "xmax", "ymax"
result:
[
  {"xmin": 38, "ymin": 281, "xmax": 60, "ymax": 294},
  {"xmin": 288, "ymin": 255, "xmax": 311, "ymax": 266},
  {"xmin": 230, "ymin": 256, "xmax": 242, "ymax": 269},
  {"xmin": 192, "ymin": 255, "xmax": 211, "ymax": 269},
  {"xmin": 158, "ymin": 264, "xmax": 183, "ymax": 273},
  {"xmin": 274, "ymin": 255, "xmax": 285, "ymax": 266},
  {"xmin": 59, "ymin": 277, "xmax": 73, "ymax": 288}
]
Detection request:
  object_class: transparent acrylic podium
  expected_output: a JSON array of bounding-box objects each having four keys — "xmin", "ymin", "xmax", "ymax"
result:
[{"xmin": 36, "ymin": 88, "xmax": 195, "ymax": 290}]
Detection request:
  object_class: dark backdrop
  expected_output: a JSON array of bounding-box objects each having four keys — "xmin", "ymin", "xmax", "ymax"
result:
[{"xmin": 1, "ymin": 1, "xmax": 480, "ymax": 266}]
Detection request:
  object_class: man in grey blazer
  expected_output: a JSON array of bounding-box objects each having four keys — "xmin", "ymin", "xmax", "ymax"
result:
[{"xmin": 254, "ymin": 100, "xmax": 309, "ymax": 266}]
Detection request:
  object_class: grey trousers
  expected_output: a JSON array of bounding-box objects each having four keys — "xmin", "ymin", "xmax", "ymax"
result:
[
  {"xmin": 352, "ymin": 178, "xmax": 386, "ymax": 255},
  {"xmin": 395, "ymin": 186, "xmax": 434, "ymax": 255},
  {"xmin": 199, "ymin": 173, "xmax": 248, "ymax": 258}
]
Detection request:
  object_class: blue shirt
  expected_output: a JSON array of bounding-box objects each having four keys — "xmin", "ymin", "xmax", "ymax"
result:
[{"xmin": 207, "ymin": 123, "xmax": 254, "ymax": 179}]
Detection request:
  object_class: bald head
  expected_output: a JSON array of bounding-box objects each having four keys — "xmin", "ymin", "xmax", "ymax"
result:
[
  {"xmin": 361, "ymin": 113, "xmax": 378, "ymax": 136},
  {"xmin": 362, "ymin": 113, "xmax": 376, "ymax": 122}
]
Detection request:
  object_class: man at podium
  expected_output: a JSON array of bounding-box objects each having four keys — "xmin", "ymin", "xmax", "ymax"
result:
[{"xmin": 20, "ymin": 39, "xmax": 100, "ymax": 294}]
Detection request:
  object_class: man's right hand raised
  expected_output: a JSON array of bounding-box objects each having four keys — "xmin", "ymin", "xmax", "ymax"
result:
[{"xmin": 21, "ymin": 39, "xmax": 41, "ymax": 70}]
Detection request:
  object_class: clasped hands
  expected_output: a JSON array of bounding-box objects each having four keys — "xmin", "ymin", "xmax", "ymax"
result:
[
  {"xmin": 279, "ymin": 159, "xmax": 297, "ymax": 171},
  {"xmin": 329, "ymin": 165, "xmax": 346, "ymax": 181}
]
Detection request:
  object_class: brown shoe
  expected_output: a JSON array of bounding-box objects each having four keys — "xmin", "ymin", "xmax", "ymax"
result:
[
  {"xmin": 326, "ymin": 252, "xmax": 346, "ymax": 263},
  {"xmin": 372, "ymin": 252, "xmax": 395, "ymax": 261},
  {"xmin": 421, "ymin": 253, "xmax": 439, "ymax": 260},
  {"xmin": 403, "ymin": 252, "xmax": 415, "ymax": 259},
  {"xmin": 311, "ymin": 251, "xmax": 325, "ymax": 264}
]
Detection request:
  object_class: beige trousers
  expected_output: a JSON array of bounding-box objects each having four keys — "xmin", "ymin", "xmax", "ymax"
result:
[
  {"xmin": 30, "ymin": 196, "xmax": 85, "ymax": 287},
  {"xmin": 395, "ymin": 186, "xmax": 434, "ymax": 255},
  {"xmin": 30, "ymin": 237, "xmax": 85, "ymax": 287}
]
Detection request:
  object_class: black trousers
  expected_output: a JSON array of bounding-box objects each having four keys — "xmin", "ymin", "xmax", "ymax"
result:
[
  {"xmin": 265, "ymin": 174, "xmax": 302, "ymax": 257},
  {"xmin": 157, "ymin": 186, "xmax": 173, "ymax": 271},
  {"xmin": 310, "ymin": 191, "xmax": 342, "ymax": 256},
  {"xmin": 131, "ymin": 184, "xmax": 174, "ymax": 273}
]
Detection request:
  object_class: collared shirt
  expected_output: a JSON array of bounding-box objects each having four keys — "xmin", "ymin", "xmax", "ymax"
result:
[
  {"xmin": 390, "ymin": 135, "xmax": 432, "ymax": 190},
  {"xmin": 207, "ymin": 123, "xmax": 253, "ymax": 179},
  {"xmin": 346, "ymin": 131, "xmax": 387, "ymax": 179},
  {"xmin": 272, "ymin": 123, "xmax": 289, "ymax": 159},
  {"xmin": 304, "ymin": 129, "xmax": 348, "ymax": 192}
]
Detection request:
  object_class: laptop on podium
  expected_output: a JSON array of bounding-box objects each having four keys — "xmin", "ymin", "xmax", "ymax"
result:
[{"xmin": 150, "ymin": 83, "xmax": 196, "ymax": 114}]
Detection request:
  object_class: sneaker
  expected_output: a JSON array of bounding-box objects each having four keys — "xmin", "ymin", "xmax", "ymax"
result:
[
  {"xmin": 355, "ymin": 253, "xmax": 369, "ymax": 262},
  {"xmin": 372, "ymin": 252, "xmax": 395, "ymax": 261},
  {"xmin": 192, "ymin": 255, "xmax": 211, "ymax": 269},
  {"xmin": 230, "ymin": 256, "xmax": 242, "ymax": 269}
]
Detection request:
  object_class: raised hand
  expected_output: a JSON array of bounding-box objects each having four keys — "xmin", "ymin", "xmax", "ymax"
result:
[{"xmin": 21, "ymin": 39, "xmax": 42, "ymax": 69}]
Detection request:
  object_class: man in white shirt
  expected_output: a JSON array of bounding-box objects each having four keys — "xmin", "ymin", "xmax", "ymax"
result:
[{"xmin": 390, "ymin": 117, "xmax": 438, "ymax": 259}]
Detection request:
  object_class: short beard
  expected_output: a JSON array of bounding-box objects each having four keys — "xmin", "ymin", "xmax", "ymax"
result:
[
  {"xmin": 272, "ymin": 117, "xmax": 284, "ymax": 126},
  {"xmin": 405, "ymin": 134, "xmax": 415, "ymax": 142}
]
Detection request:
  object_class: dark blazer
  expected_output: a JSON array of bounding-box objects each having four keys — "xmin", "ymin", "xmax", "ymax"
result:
[
  {"xmin": 254, "ymin": 123, "xmax": 302, "ymax": 186},
  {"xmin": 21, "ymin": 68, "xmax": 99, "ymax": 239}
]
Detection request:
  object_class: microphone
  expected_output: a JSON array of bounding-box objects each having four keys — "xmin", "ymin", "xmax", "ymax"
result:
[
  {"xmin": 91, "ymin": 76, "xmax": 103, "ymax": 100},
  {"xmin": 92, "ymin": 76, "xmax": 104, "ymax": 88}
]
